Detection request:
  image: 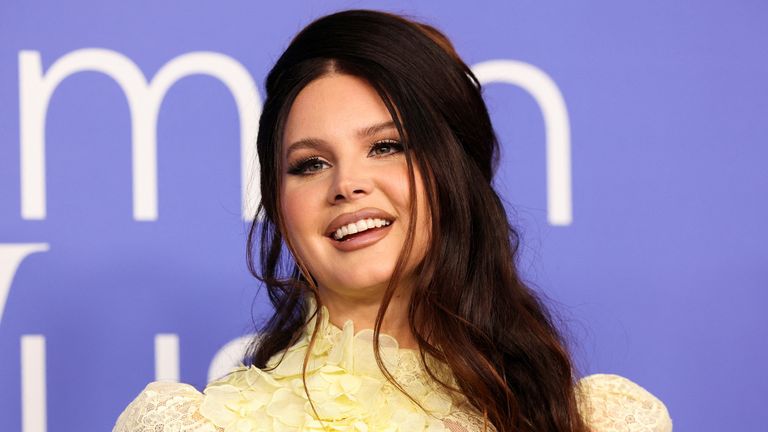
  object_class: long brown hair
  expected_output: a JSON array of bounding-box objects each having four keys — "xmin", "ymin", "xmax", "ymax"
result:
[{"xmin": 245, "ymin": 9, "xmax": 588, "ymax": 432}]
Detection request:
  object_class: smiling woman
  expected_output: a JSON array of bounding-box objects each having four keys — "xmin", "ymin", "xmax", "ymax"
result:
[
  {"xmin": 113, "ymin": 9, "xmax": 672, "ymax": 432},
  {"xmin": 278, "ymin": 73, "xmax": 431, "ymax": 347}
]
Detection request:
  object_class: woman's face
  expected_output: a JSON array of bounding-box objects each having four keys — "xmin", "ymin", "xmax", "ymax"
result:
[{"xmin": 280, "ymin": 73, "xmax": 430, "ymax": 301}]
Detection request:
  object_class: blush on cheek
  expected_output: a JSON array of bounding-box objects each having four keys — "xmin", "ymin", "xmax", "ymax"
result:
[{"xmin": 279, "ymin": 198, "xmax": 303, "ymax": 255}]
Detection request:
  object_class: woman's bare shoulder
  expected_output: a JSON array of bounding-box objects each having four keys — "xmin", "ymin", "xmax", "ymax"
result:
[
  {"xmin": 112, "ymin": 381, "xmax": 221, "ymax": 432},
  {"xmin": 577, "ymin": 374, "xmax": 673, "ymax": 432}
]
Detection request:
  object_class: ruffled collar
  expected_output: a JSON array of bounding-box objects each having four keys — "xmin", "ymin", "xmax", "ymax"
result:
[
  {"xmin": 267, "ymin": 302, "xmax": 420, "ymax": 380},
  {"xmin": 199, "ymin": 302, "xmax": 455, "ymax": 431}
]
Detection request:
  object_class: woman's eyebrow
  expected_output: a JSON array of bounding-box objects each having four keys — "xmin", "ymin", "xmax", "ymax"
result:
[
  {"xmin": 285, "ymin": 138, "xmax": 327, "ymax": 158},
  {"xmin": 286, "ymin": 121, "xmax": 397, "ymax": 158},
  {"xmin": 357, "ymin": 120, "xmax": 396, "ymax": 138}
]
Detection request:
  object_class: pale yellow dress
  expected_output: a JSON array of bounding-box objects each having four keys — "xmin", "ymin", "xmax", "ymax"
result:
[{"xmin": 113, "ymin": 305, "xmax": 673, "ymax": 432}]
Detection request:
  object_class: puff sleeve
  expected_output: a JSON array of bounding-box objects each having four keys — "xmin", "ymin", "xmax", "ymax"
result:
[
  {"xmin": 577, "ymin": 374, "xmax": 673, "ymax": 432},
  {"xmin": 112, "ymin": 381, "xmax": 221, "ymax": 432}
]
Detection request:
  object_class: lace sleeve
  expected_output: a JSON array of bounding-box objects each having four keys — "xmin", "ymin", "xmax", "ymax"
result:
[
  {"xmin": 577, "ymin": 374, "xmax": 673, "ymax": 432},
  {"xmin": 443, "ymin": 409, "xmax": 494, "ymax": 432},
  {"xmin": 113, "ymin": 381, "xmax": 222, "ymax": 432}
]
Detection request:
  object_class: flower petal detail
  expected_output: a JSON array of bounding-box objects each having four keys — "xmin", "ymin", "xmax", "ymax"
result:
[{"xmin": 200, "ymin": 299, "xmax": 454, "ymax": 431}]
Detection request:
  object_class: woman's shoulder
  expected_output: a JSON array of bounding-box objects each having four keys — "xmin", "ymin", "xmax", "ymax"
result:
[
  {"xmin": 576, "ymin": 373, "xmax": 673, "ymax": 432},
  {"xmin": 112, "ymin": 381, "xmax": 221, "ymax": 432}
]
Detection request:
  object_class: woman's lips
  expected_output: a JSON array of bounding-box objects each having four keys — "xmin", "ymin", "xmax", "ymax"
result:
[
  {"xmin": 324, "ymin": 208, "xmax": 396, "ymax": 237},
  {"xmin": 327, "ymin": 221, "xmax": 394, "ymax": 252}
]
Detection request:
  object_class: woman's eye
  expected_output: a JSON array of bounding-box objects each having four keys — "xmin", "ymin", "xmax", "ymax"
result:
[
  {"xmin": 368, "ymin": 139, "xmax": 403, "ymax": 157},
  {"xmin": 288, "ymin": 157, "xmax": 330, "ymax": 175}
]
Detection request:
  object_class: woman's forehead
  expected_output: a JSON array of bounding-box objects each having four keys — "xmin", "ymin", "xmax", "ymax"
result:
[{"xmin": 281, "ymin": 74, "xmax": 395, "ymax": 154}]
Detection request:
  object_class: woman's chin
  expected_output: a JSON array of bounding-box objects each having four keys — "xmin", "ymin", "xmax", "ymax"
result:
[{"xmin": 318, "ymin": 277, "xmax": 393, "ymax": 299}]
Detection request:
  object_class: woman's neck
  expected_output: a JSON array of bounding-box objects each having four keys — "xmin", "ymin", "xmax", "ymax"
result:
[{"xmin": 317, "ymin": 287, "xmax": 417, "ymax": 349}]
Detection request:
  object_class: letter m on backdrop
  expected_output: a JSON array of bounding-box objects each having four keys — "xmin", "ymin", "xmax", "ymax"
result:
[{"xmin": 18, "ymin": 49, "xmax": 262, "ymax": 221}]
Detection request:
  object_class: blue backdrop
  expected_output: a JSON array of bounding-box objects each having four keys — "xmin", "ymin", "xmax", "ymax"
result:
[{"xmin": 1, "ymin": 1, "xmax": 766, "ymax": 431}]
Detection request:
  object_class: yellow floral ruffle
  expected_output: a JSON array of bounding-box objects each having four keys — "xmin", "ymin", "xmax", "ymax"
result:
[{"xmin": 199, "ymin": 304, "xmax": 454, "ymax": 431}]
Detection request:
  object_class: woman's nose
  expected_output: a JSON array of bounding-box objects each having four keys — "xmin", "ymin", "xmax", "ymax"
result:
[{"xmin": 326, "ymin": 163, "xmax": 374, "ymax": 204}]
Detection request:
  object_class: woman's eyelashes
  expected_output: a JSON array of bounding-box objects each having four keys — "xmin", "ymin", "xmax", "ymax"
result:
[
  {"xmin": 287, "ymin": 155, "xmax": 329, "ymax": 175},
  {"xmin": 287, "ymin": 139, "xmax": 403, "ymax": 176},
  {"xmin": 367, "ymin": 139, "xmax": 403, "ymax": 157}
]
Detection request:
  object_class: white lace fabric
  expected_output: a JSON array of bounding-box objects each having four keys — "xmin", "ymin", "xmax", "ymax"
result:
[
  {"xmin": 113, "ymin": 381, "xmax": 220, "ymax": 432},
  {"xmin": 113, "ymin": 308, "xmax": 672, "ymax": 431},
  {"xmin": 577, "ymin": 374, "xmax": 673, "ymax": 432}
]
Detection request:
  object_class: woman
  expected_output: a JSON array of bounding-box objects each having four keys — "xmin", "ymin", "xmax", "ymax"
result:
[{"xmin": 114, "ymin": 9, "xmax": 672, "ymax": 432}]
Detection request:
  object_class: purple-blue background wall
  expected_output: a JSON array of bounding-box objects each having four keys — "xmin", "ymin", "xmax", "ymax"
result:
[{"xmin": 1, "ymin": 1, "xmax": 766, "ymax": 431}]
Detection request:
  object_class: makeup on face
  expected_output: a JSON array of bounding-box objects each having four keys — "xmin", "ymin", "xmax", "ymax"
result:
[{"xmin": 279, "ymin": 73, "xmax": 430, "ymax": 296}]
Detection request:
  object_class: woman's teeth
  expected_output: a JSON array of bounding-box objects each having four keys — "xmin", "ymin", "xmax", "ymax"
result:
[{"xmin": 333, "ymin": 218, "xmax": 391, "ymax": 240}]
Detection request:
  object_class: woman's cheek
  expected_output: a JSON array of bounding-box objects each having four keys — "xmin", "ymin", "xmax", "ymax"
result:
[
  {"xmin": 378, "ymin": 163, "xmax": 413, "ymax": 207},
  {"xmin": 280, "ymin": 185, "xmax": 316, "ymax": 258}
]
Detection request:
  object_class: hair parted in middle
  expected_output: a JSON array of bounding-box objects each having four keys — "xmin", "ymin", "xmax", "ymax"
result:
[{"xmin": 245, "ymin": 9, "xmax": 588, "ymax": 432}]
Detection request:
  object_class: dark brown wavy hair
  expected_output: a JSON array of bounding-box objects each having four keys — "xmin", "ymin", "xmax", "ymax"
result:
[{"xmin": 244, "ymin": 9, "xmax": 588, "ymax": 432}]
